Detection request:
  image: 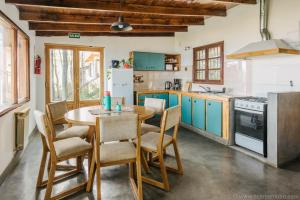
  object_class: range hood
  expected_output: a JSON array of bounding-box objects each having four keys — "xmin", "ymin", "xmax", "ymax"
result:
[{"xmin": 227, "ymin": 0, "xmax": 300, "ymax": 59}]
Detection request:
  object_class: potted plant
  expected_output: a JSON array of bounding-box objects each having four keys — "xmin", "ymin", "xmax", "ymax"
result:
[{"xmin": 121, "ymin": 58, "xmax": 133, "ymax": 69}]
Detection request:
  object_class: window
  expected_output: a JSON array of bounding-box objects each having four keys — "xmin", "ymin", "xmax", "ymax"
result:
[
  {"xmin": 193, "ymin": 41, "xmax": 224, "ymax": 85},
  {"xmin": 0, "ymin": 12, "xmax": 30, "ymax": 116}
]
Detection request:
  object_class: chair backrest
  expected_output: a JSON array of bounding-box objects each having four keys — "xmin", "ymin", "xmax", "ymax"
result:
[
  {"xmin": 96, "ymin": 113, "xmax": 138, "ymax": 143},
  {"xmin": 34, "ymin": 110, "xmax": 53, "ymax": 148},
  {"xmin": 111, "ymin": 97, "xmax": 125, "ymax": 107},
  {"xmin": 46, "ymin": 101, "xmax": 68, "ymax": 122},
  {"xmin": 144, "ymin": 98, "xmax": 165, "ymax": 115},
  {"xmin": 162, "ymin": 106, "xmax": 181, "ymax": 132}
]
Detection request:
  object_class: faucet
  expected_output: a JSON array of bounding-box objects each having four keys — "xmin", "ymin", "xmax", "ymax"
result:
[{"xmin": 198, "ymin": 85, "xmax": 211, "ymax": 92}]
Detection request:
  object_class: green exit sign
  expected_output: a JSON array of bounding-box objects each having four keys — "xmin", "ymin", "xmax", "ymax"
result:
[{"xmin": 68, "ymin": 33, "xmax": 80, "ymax": 38}]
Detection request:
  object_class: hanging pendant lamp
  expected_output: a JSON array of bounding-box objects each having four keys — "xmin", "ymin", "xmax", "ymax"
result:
[{"xmin": 110, "ymin": 16, "xmax": 133, "ymax": 32}]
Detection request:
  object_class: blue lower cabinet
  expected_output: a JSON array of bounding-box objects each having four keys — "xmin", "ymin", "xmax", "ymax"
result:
[
  {"xmin": 192, "ymin": 98, "xmax": 205, "ymax": 130},
  {"xmin": 169, "ymin": 94, "xmax": 178, "ymax": 108},
  {"xmin": 206, "ymin": 100, "xmax": 222, "ymax": 137},
  {"xmin": 138, "ymin": 94, "xmax": 153, "ymax": 106},
  {"xmin": 181, "ymin": 95, "xmax": 192, "ymax": 125}
]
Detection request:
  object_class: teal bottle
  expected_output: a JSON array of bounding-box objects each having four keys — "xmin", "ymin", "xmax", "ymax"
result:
[
  {"xmin": 103, "ymin": 91, "xmax": 111, "ymax": 111},
  {"xmin": 115, "ymin": 103, "xmax": 122, "ymax": 112}
]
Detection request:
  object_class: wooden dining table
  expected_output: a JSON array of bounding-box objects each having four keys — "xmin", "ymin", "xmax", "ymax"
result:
[
  {"xmin": 64, "ymin": 105, "xmax": 155, "ymax": 126},
  {"xmin": 65, "ymin": 105, "xmax": 154, "ymax": 142}
]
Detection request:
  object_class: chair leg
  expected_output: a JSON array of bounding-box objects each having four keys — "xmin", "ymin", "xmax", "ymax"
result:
[
  {"xmin": 158, "ymin": 152, "xmax": 170, "ymax": 191},
  {"xmin": 76, "ymin": 156, "xmax": 83, "ymax": 171},
  {"xmin": 136, "ymin": 160, "xmax": 143, "ymax": 200},
  {"xmin": 47, "ymin": 155, "xmax": 51, "ymax": 172},
  {"xmin": 173, "ymin": 141, "xmax": 184, "ymax": 175},
  {"xmin": 88, "ymin": 151, "xmax": 92, "ymax": 176},
  {"xmin": 86, "ymin": 152, "xmax": 96, "ymax": 192},
  {"xmin": 96, "ymin": 165, "xmax": 101, "ymax": 200},
  {"xmin": 45, "ymin": 160, "xmax": 56, "ymax": 200},
  {"xmin": 141, "ymin": 151, "xmax": 150, "ymax": 173},
  {"xmin": 129, "ymin": 163, "xmax": 135, "ymax": 179},
  {"xmin": 36, "ymin": 149, "xmax": 48, "ymax": 187}
]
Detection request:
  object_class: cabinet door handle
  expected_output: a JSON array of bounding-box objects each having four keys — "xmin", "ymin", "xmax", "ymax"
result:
[
  {"xmin": 194, "ymin": 100, "xmax": 196, "ymax": 103},
  {"xmin": 188, "ymin": 98, "xmax": 191, "ymax": 102},
  {"xmin": 208, "ymin": 103, "xmax": 211, "ymax": 106}
]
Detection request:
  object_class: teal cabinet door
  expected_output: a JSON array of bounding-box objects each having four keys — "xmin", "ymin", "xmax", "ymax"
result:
[
  {"xmin": 153, "ymin": 93, "xmax": 169, "ymax": 108},
  {"xmin": 193, "ymin": 98, "xmax": 205, "ymax": 130},
  {"xmin": 206, "ymin": 100, "xmax": 222, "ymax": 137},
  {"xmin": 181, "ymin": 96, "xmax": 192, "ymax": 125},
  {"xmin": 133, "ymin": 51, "xmax": 165, "ymax": 71},
  {"xmin": 133, "ymin": 52, "xmax": 148, "ymax": 71},
  {"xmin": 149, "ymin": 53, "xmax": 165, "ymax": 71},
  {"xmin": 169, "ymin": 94, "xmax": 178, "ymax": 108}
]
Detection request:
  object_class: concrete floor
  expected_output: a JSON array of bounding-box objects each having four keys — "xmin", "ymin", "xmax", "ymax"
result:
[{"xmin": 1, "ymin": 127, "xmax": 300, "ymax": 200}]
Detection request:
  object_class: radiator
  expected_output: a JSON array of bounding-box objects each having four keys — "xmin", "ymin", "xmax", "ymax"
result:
[{"xmin": 15, "ymin": 107, "xmax": 30, "ymax": 151}]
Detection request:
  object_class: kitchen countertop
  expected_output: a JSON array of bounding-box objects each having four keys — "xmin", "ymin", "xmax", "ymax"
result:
[{"xmin": 136, "ymin": 89, "xmax": 236, "ymax": 102}]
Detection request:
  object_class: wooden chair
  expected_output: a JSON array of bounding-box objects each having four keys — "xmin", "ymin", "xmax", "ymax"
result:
[
  {"xmin": 111, "ymin": 96, "xmax": 125, "ymax": 107},
  {"xmin": 138, "ymin": 106, "xmax": 183, "ymax": 191},
  {"xmin": 34, "ymin": 110, "xmax": 93, "ymax": 200},
  {"xmin": 46, "ymin": 101, "xmax": 90, "ymax": 141},
  {"xmin": 86, "ymin": 113, "xmax": 143, "ymax": 200},
  {"xmin": 46, "ymin": 101, "xmax": 93, "ymax": 171},
  {"xmin": 141, "ymin": 98, "xmax": 166, "ymax": 135}
]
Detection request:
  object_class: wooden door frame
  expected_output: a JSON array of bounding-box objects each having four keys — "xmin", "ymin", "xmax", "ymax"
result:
[{"xmin": 45, "ymin": 43, "xmax": 104, "ymax": 109}]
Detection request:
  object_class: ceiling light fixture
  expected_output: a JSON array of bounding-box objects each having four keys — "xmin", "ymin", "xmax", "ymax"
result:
[
  {"xmin": 110, "ymin": 0, "xmax": 133, "ymax": 32},
  {"xmin": 111, "ymin": 16, "xmax": 133, "ymax": 32}
]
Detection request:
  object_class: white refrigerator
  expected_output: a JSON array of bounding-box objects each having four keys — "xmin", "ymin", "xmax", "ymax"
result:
[{"xmin": 108, "ymin": 68, "xmax": 134, "ymax": 105}]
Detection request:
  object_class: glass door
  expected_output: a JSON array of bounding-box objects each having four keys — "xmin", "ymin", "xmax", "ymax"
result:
[
  {"xmin": 78, "ymin": 49, "xmax": 103, "ymax": 107},
  {"xmin": 46, "ymin": 44, "xmax": 104, "ymax": 109}
]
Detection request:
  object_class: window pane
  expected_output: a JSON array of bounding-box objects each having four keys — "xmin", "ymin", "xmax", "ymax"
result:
[
  {"xmin": 209, "ymin": 47, "xmax": 220, "ymax": 58},
  {"xmin": 208, "ymin": 70, "xmax": 221, "ymax": 80},
  {"xmin": 79, "ymin": 51, "xmax": 100, "ymax": 101},
  {"xmin": 196, "ymin": 70, "xmax": 205, "ymax": 80},
  {"xmin": 0, "ymin": 17, "xmax": 14, "ymax": 109},
  {"xmin": 50, "ymin": 49, "xmax": 74, "ymax": 102},
  {"xmin": 17, "ymin": 32, "xmax": 29, "ymax": 102},
  {"xmin": 208, "ymin": 58, "xmax": 221, "ymax": 69}
]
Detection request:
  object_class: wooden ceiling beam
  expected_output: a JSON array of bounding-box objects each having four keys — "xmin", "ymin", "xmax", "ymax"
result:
[
  {"xmin": 36, "ymin": 31, "xmax": 175, "ymax": 37},
  {"xmin": 19, "ymin": 11, "xmax": 205, "ymax": 26},
  {"xmin": 6, "ymin": 0, "xmax": 227, "ymax": 17},
  {"xmin": 214, "ymin": 0, "xmax": 257, "ymax": 4},
  {"xmin": 29, "ymin": 22, "xmax": 188, "ymax": 33}
]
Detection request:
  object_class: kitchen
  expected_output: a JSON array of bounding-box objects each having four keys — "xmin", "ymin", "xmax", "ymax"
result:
[{"xmin": 1, "ymin": 0, "xmax": 300, "ymax": 200}]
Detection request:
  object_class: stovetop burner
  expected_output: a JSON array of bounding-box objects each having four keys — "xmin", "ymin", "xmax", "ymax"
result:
[
  {"xmin": 235, "ymin": 96, "xmax": 268, "ymax": 112},
  {"xmin": 236, "ymin": 97, "xmax": 268, "ymax": 103}
]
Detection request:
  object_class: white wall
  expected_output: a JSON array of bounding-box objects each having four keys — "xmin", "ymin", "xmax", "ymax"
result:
[
  {"xmin": 35, "ymin": 36, "xmax": 175, "ymax": 110},
  {"xmin": 0, "ymin": 3, "xmax": 36, "ymax": 175},
  {"xmin": 174, "ymin": 0, "xmax": 300, "ymax": 97}
]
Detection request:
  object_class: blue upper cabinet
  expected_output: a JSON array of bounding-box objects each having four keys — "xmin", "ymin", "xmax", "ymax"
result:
[
  {"xmin": 193, "ymin": 98, "xmax": 205, "ymax": 130},
  {"xmin": 133, "ymin": 51, "xmax": 165, "ymax": 71},
  {"xmin": 206, "ymin": 100, "xmax": 222, "ymax": 137},
  {"xmin": 181, "ymin": 95, "xmax": 192, "ymax": 125},
  {"xmin": 169, "ymin": 94, "xmax": 178, "ymax": 108}
]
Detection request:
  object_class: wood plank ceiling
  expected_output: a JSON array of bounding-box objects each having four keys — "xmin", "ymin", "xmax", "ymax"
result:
[{"xmin": 6, "ymin": 0, "xmax": 257, "ymax": 37}]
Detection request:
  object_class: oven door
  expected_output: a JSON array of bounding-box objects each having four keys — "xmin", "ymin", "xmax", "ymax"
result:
[{"xmin": 234, "ymin": 108, "xmax": 266, "ymax": 140}]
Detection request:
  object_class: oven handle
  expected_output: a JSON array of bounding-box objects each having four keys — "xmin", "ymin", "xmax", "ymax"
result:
[{"xmin": 234, "ymin": 107, "xmax": 264, "ymax": 115}]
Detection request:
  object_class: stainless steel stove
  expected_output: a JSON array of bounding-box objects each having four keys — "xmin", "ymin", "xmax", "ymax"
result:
[{"xmin": 234, "ymin": 97, "xmax": 268, "ymax": 157}]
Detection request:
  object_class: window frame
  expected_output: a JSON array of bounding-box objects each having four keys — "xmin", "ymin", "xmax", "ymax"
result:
[
  {"xmin": 193, "ymin": 41, "xmax": 224, "ymax": 85},
  {"xmin": 0, "ymin": 11, "xmax": 30, "ymax": 117}
]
